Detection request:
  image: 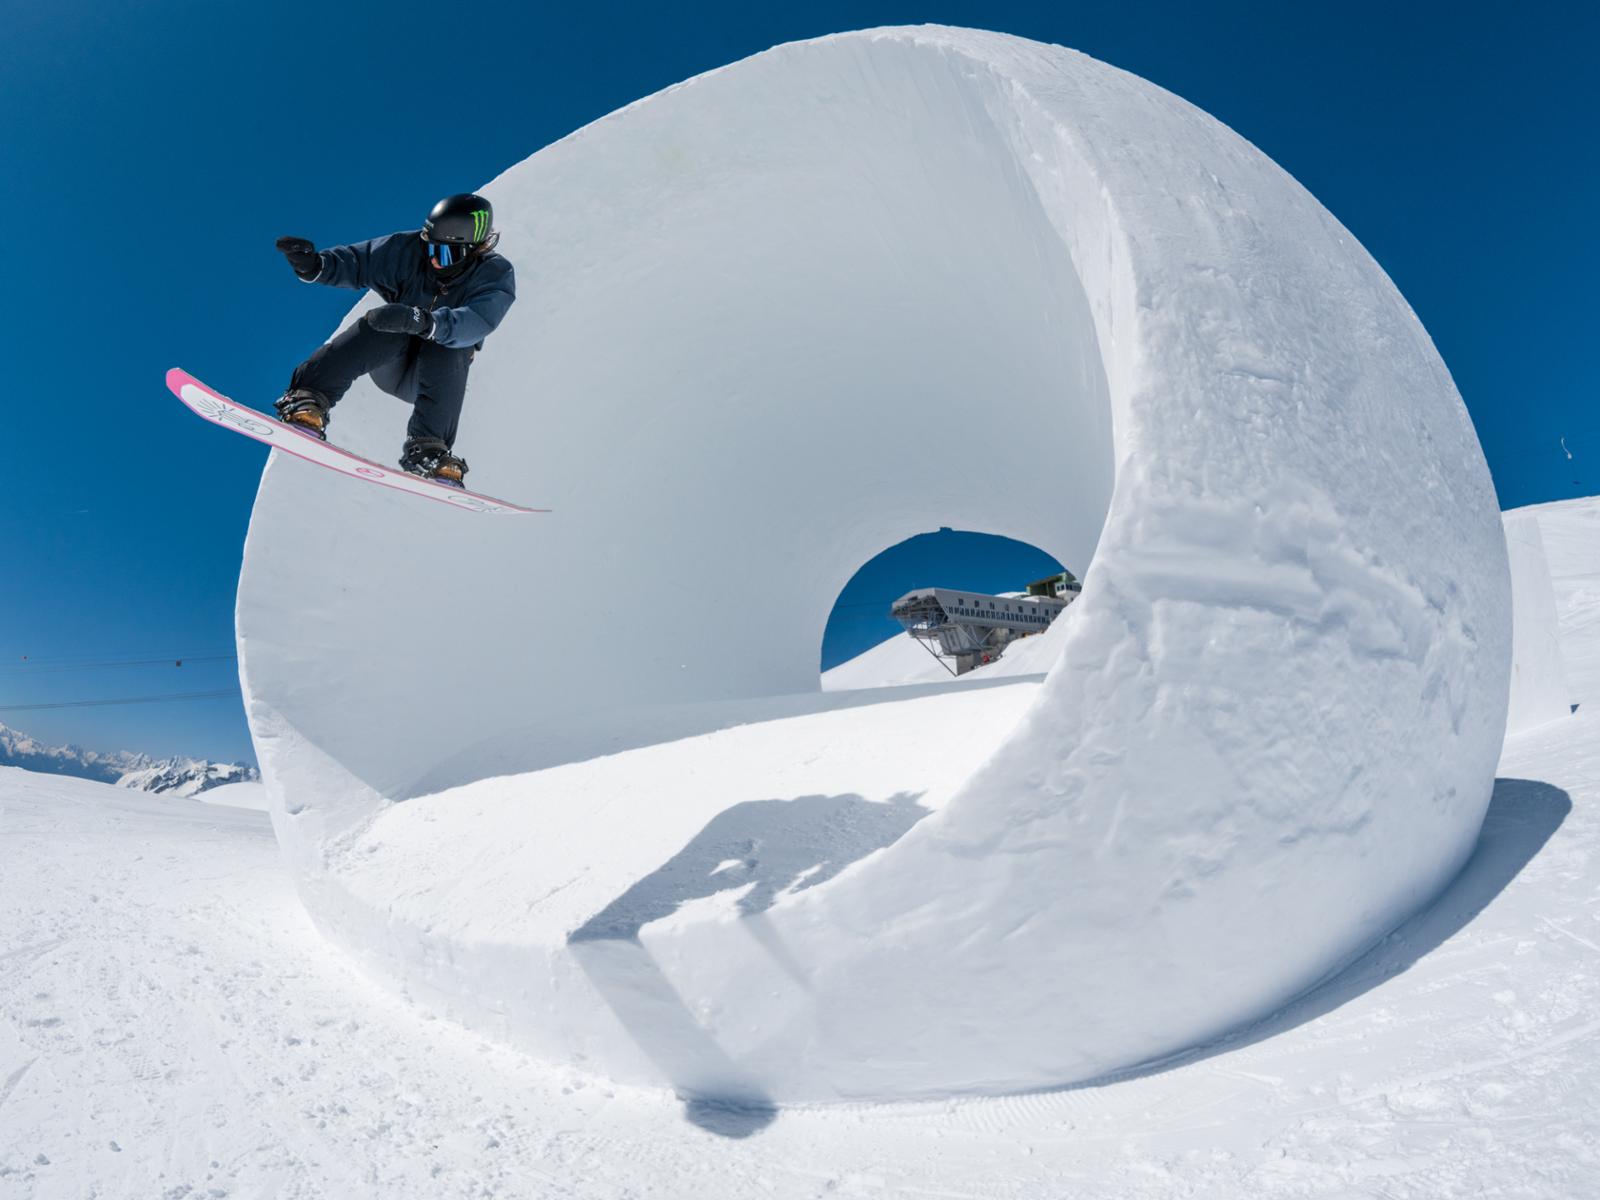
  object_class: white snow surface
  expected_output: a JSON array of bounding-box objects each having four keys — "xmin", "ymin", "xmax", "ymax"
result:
[
  {"xmin": 821, "ymin": 631, "xmax": 956, "ymax": 689},
  {"xmin": 2, "ymin": 497, "xmax": 1594, "ymax": 1197},
  {"xmin": 820, "ymin": 623, "xmax": 1069, "ymax": 691},
  {"xmin": 196, "ymin": 779, "xmax": 271, "ymax": 810},
  {"xmin": 1503, "ymin": 509, "xmax": 1573, "ymax": 733},
  {"xmin": 235, "ymin": 27, "xmax": 1509, "ymax": 1101}
]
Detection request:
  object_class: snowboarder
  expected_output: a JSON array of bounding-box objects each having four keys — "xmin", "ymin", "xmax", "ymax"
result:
[{"xmin": 273, "ymin": 193, "xmax": 515, "ymax": 487}]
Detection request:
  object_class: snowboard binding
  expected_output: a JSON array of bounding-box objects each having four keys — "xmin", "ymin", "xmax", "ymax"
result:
[
  {"xmin": 400, "ymin": 436, "xmax": 469, "ymax": 488},
  {"xmin": 274, "ymin": 389, "xmax": 330, "ymax": 441}
]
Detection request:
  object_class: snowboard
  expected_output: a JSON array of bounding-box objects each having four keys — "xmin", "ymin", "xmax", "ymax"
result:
[{"xmin": 166, "ymin": 368, "xmax": 546, "ymax": 515}]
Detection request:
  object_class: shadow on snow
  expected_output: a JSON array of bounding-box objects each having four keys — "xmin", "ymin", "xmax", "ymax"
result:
[
  {"xmin": 568, "ymin": 791, "xmax": 929, "ymax": 1138},
  {"xmin": 568, "ymin": 776, "xmax": 1568, "ymax": 1135},
  {"xmin": 1086, "ymin": 777, "xmax": 1572, "ymax": 1088}
]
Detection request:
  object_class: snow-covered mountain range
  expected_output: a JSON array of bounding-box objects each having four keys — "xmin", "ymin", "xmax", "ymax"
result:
[
  {"xmin": 114, "ymin": 757, "xmax": 258, "ymax": 798},
  {"xmin": 0, "ymin": 721, "xmax": 257, "ymax": 796}
]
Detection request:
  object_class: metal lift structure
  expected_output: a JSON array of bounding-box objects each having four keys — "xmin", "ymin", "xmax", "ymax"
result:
[{"xmin": 888, "ymin": 582, "xmax": 1076, "ymax": 676}]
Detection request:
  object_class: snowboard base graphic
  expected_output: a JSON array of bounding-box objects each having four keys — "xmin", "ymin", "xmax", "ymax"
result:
[{"xmin": 166, "ymin": 368, "xmax": 545, "ymax": 515}]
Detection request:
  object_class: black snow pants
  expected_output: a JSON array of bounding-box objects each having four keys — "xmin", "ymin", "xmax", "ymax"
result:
[{"xmin": 289, "ymin": 321, "xmax": 475, "ymax": 448}]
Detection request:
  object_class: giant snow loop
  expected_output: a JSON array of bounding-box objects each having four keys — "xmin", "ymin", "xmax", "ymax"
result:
[{"xmin": 236, "ymin": 27, "xmax": 1510, "ymax": 1103}]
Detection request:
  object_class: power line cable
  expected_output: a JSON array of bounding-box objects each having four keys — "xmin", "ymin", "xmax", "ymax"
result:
[
  {"xmin": 3, "ymin": 646, "xmax": 236, "ymax": 665},
  {"xmin": 0, "ymin": 653, "xmax": 237, "ymax": 675},
  {"xmin": 0, "ymin": 690, "xmax": 240, "ymax": 713}
]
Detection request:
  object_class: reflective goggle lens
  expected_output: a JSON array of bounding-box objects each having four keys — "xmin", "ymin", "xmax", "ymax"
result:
[{"xmin": 428, "ymin": 241, "xmax": 467, "ymax": 268}]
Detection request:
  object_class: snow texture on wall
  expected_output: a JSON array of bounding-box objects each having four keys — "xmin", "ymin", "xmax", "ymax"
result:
[
  {"xmin": 1504, "ymin": 511, "xmax": 1571, "ymax": 734},
  {"xmin": 237, "ymin": 27, "xmax": 1511, "ymax": 1102}
]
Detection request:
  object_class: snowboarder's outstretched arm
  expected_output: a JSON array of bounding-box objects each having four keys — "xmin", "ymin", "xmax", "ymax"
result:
[
  {"xmin": 305, "ymin": 231, "xmax": 419, "ymax": 293},
  {"xmin": 275, "ymin": 231, "xmax": 420, "ymax": 291},
  {"xmin": 428, "ymin": 260, "xmax": 517, "ymax": 348}
]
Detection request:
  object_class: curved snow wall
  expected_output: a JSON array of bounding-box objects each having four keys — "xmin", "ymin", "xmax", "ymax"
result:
[{"xmin": 239, "ymin": 27, "xmax": 1510, "ymax": 1102}]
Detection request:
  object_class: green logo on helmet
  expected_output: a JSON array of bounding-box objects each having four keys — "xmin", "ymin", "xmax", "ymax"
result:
[{"xmin": 472, "ymin": 209, "xmax": 490, "ymax": 241}]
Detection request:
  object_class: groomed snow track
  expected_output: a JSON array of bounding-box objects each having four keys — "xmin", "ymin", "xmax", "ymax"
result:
[{"xmin": 239, "ymin": 27, "xmax": 1510, "ymax": 1104}]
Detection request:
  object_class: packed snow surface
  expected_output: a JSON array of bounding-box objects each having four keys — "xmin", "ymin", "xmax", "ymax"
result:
[
  {"xmin": 1504, "ymin": 510, "xmax": 1572, "ymax": 732},
  {"xmin": 195, "ymin": 779, "xmax": 270, "ymax": 810},
  {"xmin": 237, "ymin": 26, "xmax": 1508, "ymax": 1101},
  {"xmin": 4, "ymin": 496, "xmax": 1595, "ymax": 1197}
]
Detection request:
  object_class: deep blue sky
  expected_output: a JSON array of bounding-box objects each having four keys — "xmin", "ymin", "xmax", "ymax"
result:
[{"xmin": 1, "ymin": 1, "xmax": 1593, "ymax": 763}]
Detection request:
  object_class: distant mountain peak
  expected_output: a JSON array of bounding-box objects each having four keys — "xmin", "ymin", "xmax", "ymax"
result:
[
  {"xmin": 115, "ymin": 757, "xmax": 258, "ymax": 799},
  {"xmin": 0, "ymin": 720, "xmax": 257, "ymax": 796}
]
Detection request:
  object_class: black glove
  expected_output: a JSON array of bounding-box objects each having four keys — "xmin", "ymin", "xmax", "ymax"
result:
[
  {"xmin": 275, "ymin": 236, "xmax": 323, "ymax": 281},
  {"xmin": 365, "ymin": 303, "xmax": 435, "ymax": 338}
]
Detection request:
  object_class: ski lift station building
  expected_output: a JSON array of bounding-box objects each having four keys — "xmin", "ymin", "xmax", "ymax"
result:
[{"xmin": 889, "ymin": 577, "xmax": 1078, "ymax": 675}]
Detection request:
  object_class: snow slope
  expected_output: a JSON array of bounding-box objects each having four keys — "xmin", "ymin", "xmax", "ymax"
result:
[
  {"xmin": 2, "ymin": 498, "xmax": 1593, "ymax": 1198},
  {"xmin": 821, "ymin": 631, "xmax": 957, "ymax": 690},
  {"xmin": 1504, "ymin": 510, "xmax": 1572, "ymax": 733},
  {"xmin": 1516, "ymin": 495, "xmax": 1600, "ymax": 703},
  {"xmin": 196, "ymin": 779, "xmax": 270, "ymax": 810},
  {"xmin": 236, "ymin": 27, "xmax": 1507, "ymax": 1101}
]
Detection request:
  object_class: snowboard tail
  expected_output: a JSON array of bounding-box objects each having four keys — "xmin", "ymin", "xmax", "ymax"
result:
[{"xmin": 166, "ymin": 368, "xmax": 546, "ymax": 515}]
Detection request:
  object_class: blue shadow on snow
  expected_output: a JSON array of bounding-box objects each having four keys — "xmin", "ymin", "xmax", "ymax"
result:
[{"xmin": 1085, "ymin": 776, "xmax": 1572, "ymax": 1087}]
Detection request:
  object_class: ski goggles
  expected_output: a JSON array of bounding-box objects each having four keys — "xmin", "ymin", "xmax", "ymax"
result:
[{"xmin": 426, "ymin": 240, "xmax": 472, "ymax": 269}]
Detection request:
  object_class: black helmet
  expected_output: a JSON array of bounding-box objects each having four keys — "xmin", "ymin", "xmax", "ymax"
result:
[
  {"xmin": 424, "ymin": 193, "xmax": 494, "ymax": 244},
  {"xmin": 421, "ymin": 193, "xmax": 496, "ymax": 269}
]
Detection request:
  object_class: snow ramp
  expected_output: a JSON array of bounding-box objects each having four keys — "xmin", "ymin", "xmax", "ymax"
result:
[{"xmin": 238, "ymin": 27, "xmax": 1510, "ymax": 1103}]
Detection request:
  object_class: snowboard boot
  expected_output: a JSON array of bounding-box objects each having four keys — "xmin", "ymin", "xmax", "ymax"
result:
[
  {"xmin": 274, "ymin": 389, "xmax": 330, "ymax": 441},
  {"xmin": 400, "ymin": 437, "xmax": 469, "ymax": 489}
]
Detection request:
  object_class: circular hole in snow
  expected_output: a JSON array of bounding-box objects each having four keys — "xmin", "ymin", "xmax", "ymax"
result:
[{"xmin": 821, "ymin": 529, "xmax": 1074, "ymax": 690}]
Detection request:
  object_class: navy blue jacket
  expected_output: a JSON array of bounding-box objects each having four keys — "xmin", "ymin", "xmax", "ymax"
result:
[{"xmin": 310, "ymin": 231, "xmax": 516, "ymax": 350}]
